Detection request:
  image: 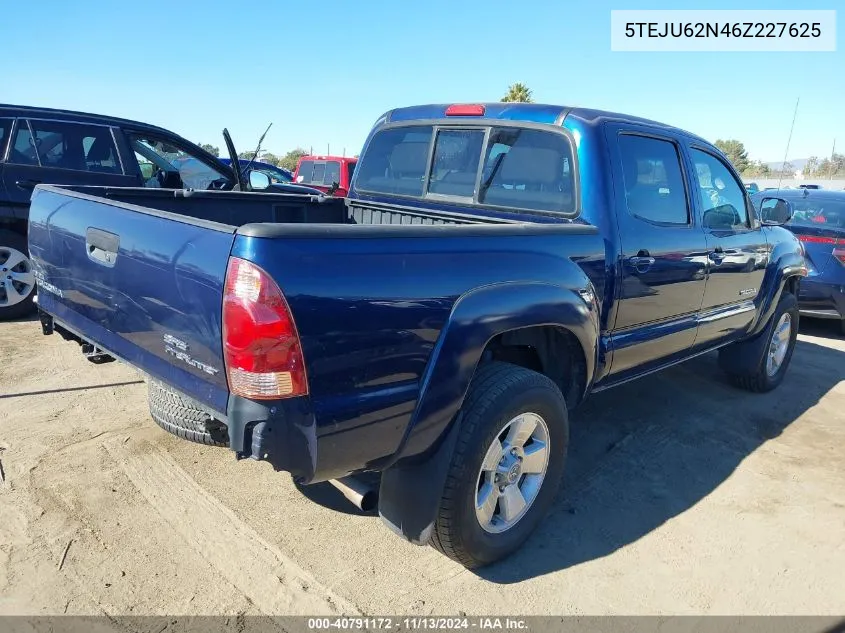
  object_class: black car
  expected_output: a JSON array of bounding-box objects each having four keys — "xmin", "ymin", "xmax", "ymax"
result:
[{"xmin": 0, "ymin": 104, "xmax": 319, "ymax": 320}]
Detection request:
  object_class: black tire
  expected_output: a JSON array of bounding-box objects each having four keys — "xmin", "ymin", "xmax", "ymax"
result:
[
  {"xmin": 720, "ymin": 291, "xmax": 799, "ymax": 393},
  {"xmin": 147, "ymin": 379, "xmax": 229, "ymax": 447},
  {"xmin": 0, "ymin": 229, "xmax": 37, "ymax": 321},
  {"xmin": 430, "ymin": 362, "xmax": 569, "ymax": 568}
]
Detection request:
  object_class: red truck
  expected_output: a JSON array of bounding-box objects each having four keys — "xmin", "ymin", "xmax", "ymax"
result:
[{"xmin": 293, "ymin": 155, "xmax": 357, "ymax": 197}]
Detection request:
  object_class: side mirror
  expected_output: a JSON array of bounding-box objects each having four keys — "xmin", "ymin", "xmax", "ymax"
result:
[
  {"xmin": 248, "ymin": 170, "xmax": 271, "ymax": 191},
  {"xmin": 760, "ymin": 196, "xmax": 794, "ymax": 225}
]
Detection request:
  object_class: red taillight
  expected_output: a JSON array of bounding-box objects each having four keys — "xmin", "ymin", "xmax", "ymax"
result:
[
  {"xmin": 797, "ymin": 235, "xmax": 838, "ymax": 244},
  {"xmin": 222, "ymin": 257, "xmax": 307, "ymax": 400},
  {"xmin": 834, "ymin": 247, "xmax": 845, "ymax": 266},
  {"xmin": 445, "ymin": 104, "xmax": 485, "ymax": 116}
]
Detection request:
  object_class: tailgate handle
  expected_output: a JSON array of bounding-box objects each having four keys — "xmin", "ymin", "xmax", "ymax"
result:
[
  {"xmin": 86, "ymin": 227, "xmax": 120, "ymax": 267},
  {"xmin": 16, "ymin": 179, "xmax": 41, "ymax": 191}
]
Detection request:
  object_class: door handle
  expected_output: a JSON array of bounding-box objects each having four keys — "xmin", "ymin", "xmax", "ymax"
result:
[
  {"xmin": 626, "ymin": 254, "xmax": 655, "ymax": 272},
  {"xmin": 85, "ymin": 227, "xmax": 120, "ymax": 267},
  {"xmin": 16, "ymin": 179, "xmax": 41, "ymax": 191}
]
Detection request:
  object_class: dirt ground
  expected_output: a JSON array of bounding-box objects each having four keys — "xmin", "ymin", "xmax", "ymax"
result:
[{"xmin": 1, "ymin": 315, "xmax": 844, "ymax": 617}]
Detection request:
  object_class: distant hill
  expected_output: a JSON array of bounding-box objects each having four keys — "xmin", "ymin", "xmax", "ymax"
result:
[{"xmin": 763, "ymin": 158, "xmax": 809, "ymax": 172}]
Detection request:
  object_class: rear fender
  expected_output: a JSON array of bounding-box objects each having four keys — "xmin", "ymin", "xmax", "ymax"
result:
[{"xmin": 378, "ymin": 280, "xmax": 599, "ymax": 544}]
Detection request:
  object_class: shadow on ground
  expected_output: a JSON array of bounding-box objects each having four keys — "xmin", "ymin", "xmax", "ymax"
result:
[
  {"xmin": 296, "ymin": 327, "xmax": 843, "ymax": 579},
  {"xmin": 294, "ymin": 472, "xmax": 381, "ymax": 517},
  {"xmin": 0, "ymin": 380, "xmax": 144, "ymax": 399},
  {"xmin": 798, "ymin": 316, "xmax": 844, "ymax": 340}
]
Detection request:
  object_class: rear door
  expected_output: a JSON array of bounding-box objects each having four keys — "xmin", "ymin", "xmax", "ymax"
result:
[
  {"xmin": 686, "ymin": 146, "xmax": 768, "ymax": 346},
  {"xmin": 28, "ymin": 186, "xmax": 237, "ymax": 414},
  {"xmin": 605, "ymin": 125, "xmax": 709, "ymax": 376},
  {"xmin": 1, "ymin": 119, "xmax": 139, "ymax": 211}
]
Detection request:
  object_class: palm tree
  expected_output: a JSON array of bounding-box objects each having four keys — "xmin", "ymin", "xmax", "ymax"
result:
[{"xmin": 501, "ymin": 83, "xmax": 534, "ymax": 103}]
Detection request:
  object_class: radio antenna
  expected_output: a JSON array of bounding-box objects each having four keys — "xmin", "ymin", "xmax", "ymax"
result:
[{"xmin": 776, "ymin": 97, "xmax": 800, "ymax": 194}]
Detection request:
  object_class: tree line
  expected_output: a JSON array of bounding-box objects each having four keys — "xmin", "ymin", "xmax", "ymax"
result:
[
  {"xmin": 198, "ymin": 144, "xmax": 312, "ymax": 172},
  {"xmin": 714, "ymin": 139, "xmax": 845, "ymax": 180}
]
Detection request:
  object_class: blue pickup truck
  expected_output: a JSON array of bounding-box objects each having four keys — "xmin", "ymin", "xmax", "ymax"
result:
[{"xmin": 28, "ymin": 103, "xmax": 807, "ymax": 568}]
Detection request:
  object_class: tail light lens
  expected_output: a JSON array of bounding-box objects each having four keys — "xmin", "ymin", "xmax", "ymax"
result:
[
  {"xmin": 222, "ymin": 257, "xmax": 307, "ymax": 399},
  {"xmin": 797, "ymin": 235, "xmax": 845, "ymax": 265},
  {"xmin": 797, "ymin": 235, "xmax": 838, "ymax": 244}
]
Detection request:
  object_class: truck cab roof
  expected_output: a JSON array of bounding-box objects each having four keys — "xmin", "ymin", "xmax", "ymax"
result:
[{"xmin": 380, "ymin": 103, "xmax": 710, "ymax": 144}]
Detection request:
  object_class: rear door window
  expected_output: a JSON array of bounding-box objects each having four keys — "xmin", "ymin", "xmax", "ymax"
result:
[
  {"xmin": 8, "ymin": 120, "xmax": 122, "ymax": 173},
  {"xmin": 11, "ymin": 123, "xmax": 39, "ymax": 165},
  {"xmin": 617, "ymin": 134, "xmax": 690, "ymax": 225},
  {"xmin": 354, "ymin": 124, "xmax": 576, "ymax": 215}
]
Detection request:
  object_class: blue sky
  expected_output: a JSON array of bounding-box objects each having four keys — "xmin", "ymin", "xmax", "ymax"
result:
[{"xmin": 3, "ymin": 0, "xmax": 841, "ymax": 162}]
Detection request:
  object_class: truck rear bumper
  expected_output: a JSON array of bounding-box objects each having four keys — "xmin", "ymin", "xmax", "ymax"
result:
[
  {"xmin": 227, "ymin": 392, "xmax": 319, "ymax": 483},
  {"xmin": 40, "ymin": 309, "xmax": 321, "ymax": 483}
]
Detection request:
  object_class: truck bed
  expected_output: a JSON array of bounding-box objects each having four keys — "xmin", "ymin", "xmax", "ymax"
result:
[{"xmin": 58, "ymin": 185, "xmax": 519, "ymax": 229}]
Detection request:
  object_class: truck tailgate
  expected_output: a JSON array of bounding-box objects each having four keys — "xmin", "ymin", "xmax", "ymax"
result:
[{"xmin": 28, "ymin": 186, "xmax": 235, "ymax": 414}]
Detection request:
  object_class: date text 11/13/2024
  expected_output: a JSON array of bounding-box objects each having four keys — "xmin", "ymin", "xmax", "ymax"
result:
[{"xmin": 307, "ymin": 618, "xmax": 528, "ymax": 631}]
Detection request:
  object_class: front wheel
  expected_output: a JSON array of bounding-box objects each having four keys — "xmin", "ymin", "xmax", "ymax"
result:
[
  {"xmin": 0, "ymin": 229, "xmax": 37, "ymax": 321},
  {"xmin": 430, "ymin": 362, "xmax": 569, "ymax": 568},
  {"xmin": 720, "ymin": 291, "xmax": 799, "ymax": 393}
]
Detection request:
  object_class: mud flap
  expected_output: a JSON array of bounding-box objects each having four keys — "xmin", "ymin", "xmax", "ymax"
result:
[{"xmin": 377, "ymin": 415, "xmax": 462, "ymax": 545}]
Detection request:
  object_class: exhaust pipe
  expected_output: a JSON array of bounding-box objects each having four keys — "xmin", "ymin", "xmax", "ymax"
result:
[{"xmin": 329, "ymin": 476, "xmax": 378, "ymax": 512}]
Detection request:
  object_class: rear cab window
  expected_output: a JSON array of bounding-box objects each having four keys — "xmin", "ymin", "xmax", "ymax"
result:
[
  {"xmin": 353, "ymin": 123, "xmax": 577, "ymax": 217},
  {"xmin": 297, "ymin": 159, "xmax": 343, "ymax": 186}
]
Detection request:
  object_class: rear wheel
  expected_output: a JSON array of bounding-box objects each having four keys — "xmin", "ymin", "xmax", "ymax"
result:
[
  {"xmin": 430, "ymin": 362, "xmax": 569, "ymax": 568},
  {"xmin": 0, "ymin": 229, "xmax": 37, "ymax": 321}
]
